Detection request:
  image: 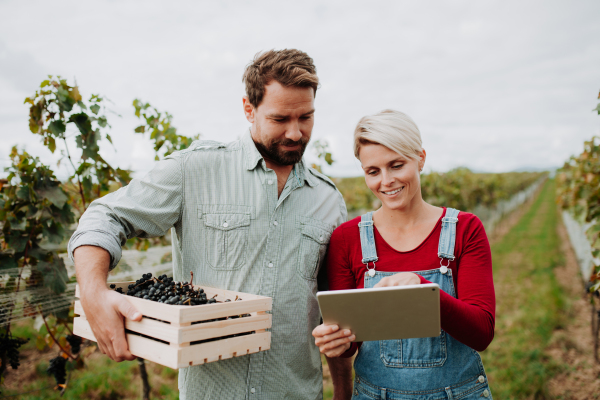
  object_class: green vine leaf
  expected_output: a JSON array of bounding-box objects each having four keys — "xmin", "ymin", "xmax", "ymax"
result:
[
  {"xmin": 48, "ymin": 120, "xmax": 66, "ymax": 136},
  {"xmin": 36, "ymin": 186, "xmax": 68, "ymax": 209}
]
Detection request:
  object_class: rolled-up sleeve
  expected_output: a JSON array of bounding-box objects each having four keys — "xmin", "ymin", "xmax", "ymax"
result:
[{"xmin": 68, "ymin": 153, "xmax": 183, "ymax": 269}]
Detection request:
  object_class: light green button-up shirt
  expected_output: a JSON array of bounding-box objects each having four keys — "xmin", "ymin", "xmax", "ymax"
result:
[{"xmin": 68, "ymin": 131, "xmax": 347, "ymax": 400}]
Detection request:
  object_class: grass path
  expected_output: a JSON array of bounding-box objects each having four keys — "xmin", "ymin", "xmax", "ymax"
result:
[{"xmin": 481, "ymin": 179, "xmax": 567, "ymax": 398}]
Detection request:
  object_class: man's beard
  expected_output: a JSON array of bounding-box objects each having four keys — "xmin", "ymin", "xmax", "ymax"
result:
[{"xmin": 253, "ymin": 135, "xmax": 309, "ymax": 166}]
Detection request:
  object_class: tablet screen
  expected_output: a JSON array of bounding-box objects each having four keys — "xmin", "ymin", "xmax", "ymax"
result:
[{"xmin": 317, "ymin": 283, "xmax": 440, "ymax": 342}]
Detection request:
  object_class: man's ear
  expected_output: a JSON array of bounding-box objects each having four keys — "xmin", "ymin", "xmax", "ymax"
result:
[{"xmin": 242, "ymin": 96, "xmax": 255, "ymax": 123}]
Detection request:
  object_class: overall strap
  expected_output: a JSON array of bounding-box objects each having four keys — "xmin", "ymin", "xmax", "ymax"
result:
[
  {"xmin": 358, "ymin": 212, "xmax": 378, "ymax": 264},
  {"xmin": 438, "ymin": 208, "xmax": 460, "ymax": 260}
]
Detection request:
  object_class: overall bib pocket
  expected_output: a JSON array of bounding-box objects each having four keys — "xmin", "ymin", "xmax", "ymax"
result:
[
  {"xmin": 379, "ymin": 333, "xmax": 448, "ymax": 368},
  {"xmin": 203, "ymin": 212, "xmax": 250, "ymax": 270},
  {"xmin": 296, "ymin": 218, "xmax": 331, "ymax": 280}
]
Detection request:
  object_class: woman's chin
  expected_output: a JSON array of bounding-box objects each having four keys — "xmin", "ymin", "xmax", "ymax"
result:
[{"xmin": 379, "ymin": 198, "xmax": 408, "ymax": 211}]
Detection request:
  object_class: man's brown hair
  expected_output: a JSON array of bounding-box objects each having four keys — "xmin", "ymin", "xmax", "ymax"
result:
[{"xmin": 242, "ymin": 49, "xmax": 319, "ymax": 108}]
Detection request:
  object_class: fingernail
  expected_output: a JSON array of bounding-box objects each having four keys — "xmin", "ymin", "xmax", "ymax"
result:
[
  {"xmin": 132, "ymin": 312, "xmax": 141, "ymax": 319},
  {"xmin": 344, "ymin": 330, "xmax": 351, "ymax": 335},
  {"xmin": 350, "ymin": 335, "xmax": 356, "ymax": 341}
]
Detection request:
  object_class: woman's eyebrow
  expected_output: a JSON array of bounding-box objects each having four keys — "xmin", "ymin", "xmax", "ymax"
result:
[{"xmin": 362, "ymin": 158, "xmax": 406, "ymax": 170}]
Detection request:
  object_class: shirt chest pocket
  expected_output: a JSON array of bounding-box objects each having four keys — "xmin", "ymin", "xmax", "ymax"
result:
[
  {"xmin": 203, "ymin": 212, "xmax": 250, "ymax": 271},
  {"xmin": 297, "ymin": 219, "xmax": 332, "ymax": 280}
]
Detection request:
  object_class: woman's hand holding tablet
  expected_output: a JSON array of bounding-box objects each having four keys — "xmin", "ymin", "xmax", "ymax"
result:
[{"xmin": 312, "ymin": 324, "xmax": 355, "ymax": 358}]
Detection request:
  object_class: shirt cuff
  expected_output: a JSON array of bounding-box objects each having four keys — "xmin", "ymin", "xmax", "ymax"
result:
[
  {"xmin": 418, "ymin": 275, "xmax": 431, "ymax": 284},
  {"xmin": 68, "ymin": 230, "xmax": 123, "ymax": 270},
  {"xmin": 340, "ymin": 342, "xmax": 359, "ymax": 358}
]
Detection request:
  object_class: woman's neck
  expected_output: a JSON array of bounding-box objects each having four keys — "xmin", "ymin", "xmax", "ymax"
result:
[{"xmin": 374, "ymin": 198, "xmax": 437, "ymax": 231}]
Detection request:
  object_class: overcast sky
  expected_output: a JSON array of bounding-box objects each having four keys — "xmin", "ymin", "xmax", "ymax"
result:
[{"xmin": 1, "ymin": 0, "xmax": 599, "ymax": 179}]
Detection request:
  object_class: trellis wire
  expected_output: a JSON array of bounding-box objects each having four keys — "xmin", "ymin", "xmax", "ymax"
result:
[{"xmin": 0, "ymin": 246, "xmax": 173, "ymax": 327}]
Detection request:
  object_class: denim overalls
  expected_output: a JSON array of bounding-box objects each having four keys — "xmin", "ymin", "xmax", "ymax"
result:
[{"xmin": 352, "ymin": 209, "xmax": 492, "ymax": 400}]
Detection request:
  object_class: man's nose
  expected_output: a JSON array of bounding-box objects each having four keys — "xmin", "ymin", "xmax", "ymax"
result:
[{"xmin": 285, "ymin": 121, "xmax": 302, "ymax": 142}]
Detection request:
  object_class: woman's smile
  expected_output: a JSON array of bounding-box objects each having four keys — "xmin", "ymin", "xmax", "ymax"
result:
[{"xmin": 381, "ymin": 186, "xmax": 405, "ymax": 196}]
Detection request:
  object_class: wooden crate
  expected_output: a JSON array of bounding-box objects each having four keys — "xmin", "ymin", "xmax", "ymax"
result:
[{"xmin": 73, "ymin": 282, "xmax": 272, "ymax": 369}]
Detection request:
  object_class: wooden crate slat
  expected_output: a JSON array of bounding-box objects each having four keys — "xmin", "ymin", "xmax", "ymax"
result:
[
  {"xmin": 76, "ymin": 300, "xmax": 271, "ymax": 344},
  {"xmin": 179, "ymin": 314, "xmax": 272, "ymax": 343},
  {"xmin": 201, "ymin": 286, "xmax": 267, "ymax": 301},
  {"xmin": 127, "ymin": 334, "xmax": 180, "ymax": 369},
  {"xmin": 73, "ymin": 317, "xmax": 271, "ymax": 369},
  {"xmin": 178, "ymin": 297, "xmax": 272, "ymax": 324},
  {"xmin": 178, "ymin": 332, "xmax": 272, "ymax": 368},
  {"xmin": 73, "ymin": 316, "xmax": 96, "ymax": 342},
  {"xmin": 75, "ymin": 284, "xmax": 272, "ymax": 324},
  {"xmin": 74, "ymin": 300, "xmax": 84, "ymax": 317}
]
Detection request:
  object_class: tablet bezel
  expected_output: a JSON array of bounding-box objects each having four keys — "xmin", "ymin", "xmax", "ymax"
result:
[{"xmin": 317, "ymin": 283, "xmax": 441, "ymax": 342}]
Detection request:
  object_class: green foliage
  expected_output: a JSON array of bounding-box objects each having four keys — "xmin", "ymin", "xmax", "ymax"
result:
[
  {"xmin": 24, "ymin": 76, "xmax": 132, "ymax": 211},
  {"xmin": 0, "ymin": 147, "xmax": 74, "ymax": 294},
  {"xmin": 335, "ymin": 169, "xmax": 544, "ymax": 214},
  {"xmin": 311, "ymin": 139, "xmax": 334, "ymax": 172},
  {"xmin": 133, "ymin": 99, "xmax": 200, "ymax": 160},
  {"xmin": 556, "ymin": 136, "xmax": 600, "ymax": 290},
  {"xmin": 556, "ymin": 90, "xmax": 600, "ymax": 291}
]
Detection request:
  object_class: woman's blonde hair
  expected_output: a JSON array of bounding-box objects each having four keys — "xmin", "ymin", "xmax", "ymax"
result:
[{"xmin": 353, "ymin": 109, "xmax": 423, "ymax": 160}]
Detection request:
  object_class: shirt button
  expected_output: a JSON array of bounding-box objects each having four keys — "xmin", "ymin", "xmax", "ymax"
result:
[
  {"xmin": 482, "ymin": 389, "xmax": 489, "ymax": 397},
  {"xmin": 268, "ymin": 263, "xmax": 274, "ymax": 268},
  {"xmin": 440, "ymin": 266, "xmax": 448, "ymax": 274},
  {"xmin": 250, "ymin": 388, "xmax": 256, "ymax": 394},
  {"xmin": 223, "ymin": 222, "xmax": 229, "ymax": 228},
  {"xmin": 267, "ymin": 180, "xmax": 273, "ymax": 185},
  {"xmin": 478, "ymin": 375, "xmax": 485, "ymax": 383},
  {"xmin": 273, "ymin": 221, "xmax": 278, "ymax": 226}
]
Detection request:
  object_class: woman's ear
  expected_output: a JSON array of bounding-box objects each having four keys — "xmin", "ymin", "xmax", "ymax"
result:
[{"xmin": 419, "ymin": 149, "xmax": 427, "ymax": 172}]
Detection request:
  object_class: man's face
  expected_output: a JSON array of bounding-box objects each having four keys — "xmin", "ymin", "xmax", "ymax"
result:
[{"xmin": 244, "ymin": 81, "xmax": 315, "ymax": 166}]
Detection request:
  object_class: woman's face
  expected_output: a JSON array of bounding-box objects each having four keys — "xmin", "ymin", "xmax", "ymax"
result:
[{"xmin": 359, "ymin": 143, "xmax": 424, "ymax": 212}]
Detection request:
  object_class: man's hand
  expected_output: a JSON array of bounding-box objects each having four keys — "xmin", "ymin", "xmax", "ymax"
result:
[
  {"xmin": 83, "ymin": 288, "xmax": 142, "ymax": 361},
  {"xmin": 373, "ymin": 272, "xmax": 420, "ymax": 288},
  {"xmin": 75, "ymin": 245, "xmax": 142, "ymax": 362},
  {"xmin": 312, "ymin": 324, "xmax": 355, "ymax": 358}
]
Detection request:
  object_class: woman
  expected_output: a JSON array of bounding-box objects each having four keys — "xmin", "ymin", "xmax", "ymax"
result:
[{"xmin": 313, "ymin": 110, "xmax": 495, "ymax": 399}]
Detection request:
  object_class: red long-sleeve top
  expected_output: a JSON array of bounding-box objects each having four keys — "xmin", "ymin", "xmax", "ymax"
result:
[{"xmin": 326, "ymin": 208, "xmax": 496, "ymax": 356}]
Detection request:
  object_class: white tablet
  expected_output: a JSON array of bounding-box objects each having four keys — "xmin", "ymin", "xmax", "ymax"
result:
[{"xmin": 317, "ymin": 283, "xmax": 440, "ymax": 342}]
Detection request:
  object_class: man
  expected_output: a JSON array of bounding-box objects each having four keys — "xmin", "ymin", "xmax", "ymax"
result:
[{"xmin": 69, "ymin": 49, "xmax": 349, "ymax": 399}]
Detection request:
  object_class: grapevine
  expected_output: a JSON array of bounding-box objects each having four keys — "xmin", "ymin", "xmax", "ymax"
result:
[
  {"xmin": 47, "ymin": 355, "xmax": 67, "ymax": 386},
  {"xmin": 556, "ymin": 90, "xmax": 600, "ymax": 292},
  {"xmin": 66, "ymin": 335, "xmax": 82, "ymax": 354},
  {"xmin": 0, "ymin": 332, "xmax": 29, "ymax": 370}
]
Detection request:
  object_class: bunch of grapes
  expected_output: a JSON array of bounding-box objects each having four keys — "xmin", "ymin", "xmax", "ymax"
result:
[
  {"xmin": 109, "ymin": 273, "xmax": 217, "ymax": 306},
  {"xmin": 66, "ymin": 334, "xmax": 82, "ymax": 354},
  {"xmin": 0, "ymin": 333, "xmax": 28, "ymax": 370},
  {"xmin": 47, "ymin": 355, "xmax": 67, "ymax": 385}
]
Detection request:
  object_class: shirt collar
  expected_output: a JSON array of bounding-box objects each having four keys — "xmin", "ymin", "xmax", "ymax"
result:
[
  {"xmin": 241, "ymin": 129, "xmax": 320, "ymax": 187},
  {"xmin": 242, "ymin": 130, "xmax": 264, "ymax": 171}
]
